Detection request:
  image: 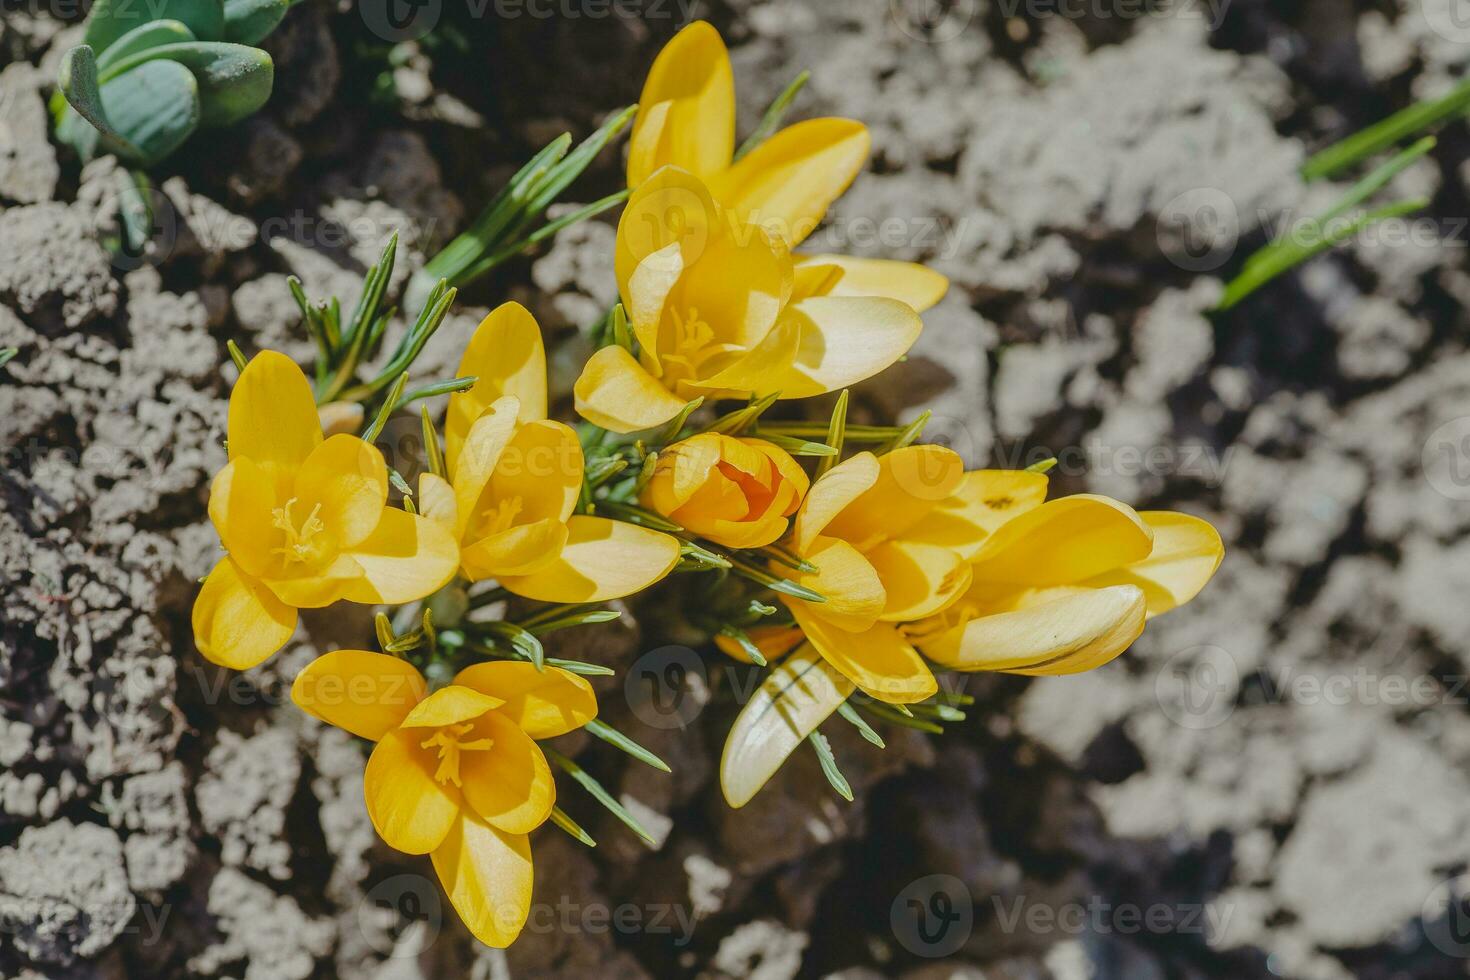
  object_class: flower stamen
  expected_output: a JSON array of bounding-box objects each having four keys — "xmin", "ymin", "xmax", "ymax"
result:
[
  {"xmin": 420, "ymin": 723, "xmax": 495, "ymax": 787},
  {"xmin": 270, "ymin": 497, "xmax": 326, "ymax": 566}
]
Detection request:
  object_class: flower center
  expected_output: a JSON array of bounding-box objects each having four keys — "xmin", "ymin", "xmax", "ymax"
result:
[
  {"xmin": 270, "ymin": 497, "xmax": 326, "ymax": 567},
  {"xmin": 479, "ymin": 495, "xmax": 524, "ymax": 537},
  {"xmin": 420, "ymin": 723, "xmax": 495, "ymax": 787},
  {"xmin": 662, "ymin": 307, "xmax": 738, "ymax": 387}
]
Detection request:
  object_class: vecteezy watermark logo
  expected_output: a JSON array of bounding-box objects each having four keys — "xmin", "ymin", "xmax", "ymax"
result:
[
  {"xmin": 1423, "ymin": 875, "xmax": 1470, "ymax": 957},
  {"xmin": 1155, "ymin": 644, "xmax": 1239, "ymax": 730},
  {"xmin": 625, "ymin": 645, "xmax": 707, "ymax": 730},
  {"xmin": 1157, "ymin": 186, "xmax": 1240, "ymax": 273},
  {"xmin": 1421, "ymin": 0, "xmax": 1470, "ymax": 43},
  {"xmin": 361, "ymin": 0, "xmax": 443, "ymax": 42},
  {"xmin": 360, "ymin": 874, "xmax": 443, "ymax": 957},
  {"xmin": 890, "ymin": 874, "xmax": 973, "ymax": 958},
  {"xmin": 1422, "ymin": 416, "xmax": 1470, "ymax": 501},
  {"xmin": 890, "ymin": 0, "xmax": 979, "ymax": 42}
]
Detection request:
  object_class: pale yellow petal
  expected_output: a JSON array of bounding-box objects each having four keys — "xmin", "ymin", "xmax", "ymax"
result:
[
  {"xmin": 646, "ymin": 434, "xmax": 723, "ymax": 513},
  {"xmin": 489, "ymin": 420, "xmax": 583, "ymax": 526},
  {"xmin": 343, "ymin": 507, "xmax": 460, "ymax": 605},
  {"xmin": 708, "ymin": 118, "xmax": 870, "ymax": 248},
  {"xmin": 793, "ymin": 606, "xmax": 937, "ymax": 704},
  {"xmin": 207, "ymin": 456, "xmax": 279, "ymax": 579},
  {"xmin": 452, "ymin": 397, "xmax": 521, "ymax": 539},
  {"xmin": 453, "ymin": 662, "xmax": 598, "ymax": 739},
  {"xmin": 793, "ymin": 255, "xmax": 949, "ymax": 312},
  {"xmin": 627, "ymin": 20, "xmax": 735, "ymax": 185},
  {"xmin": 460, "ymin": 518, "xmax": 569, "ymax": 581},
  {"xmin": 1080, "ymin": 511, "xmax": 1223, "ymax": 617},
  {"xmin": 398, "ymin": 685, "xmax": 504, "ymax": 729},
  {"xmin": 690, "ymin": 315, "xmax": 801, "ymax": 395},
  {"xmin": 228, "ymin": 350, "xmax": 321, "ymax": 476},
  {"xmin": 447, "ymin": 302, "xmax": 548, "ymax": 464},
  {"xmin": 919, "ymin": 585, "xmax": 1147, "ymax": 675},
  {"xmin": 792, "ymin": 452, "xmax": 880, "ymax": 554},
  {"xmin": 365, "ymin": 728, "xmax": 460, "ymax": 855},
  {"xmin": 290, "ymin": 649, "xmax": 427, "ymax": 741},
  {"xmin": 261, "ymin": 554, "xmax": 362, "ymax": 608},
  {"xmin": 458, "ymin": 712, "xmax": 555, "ymax": 834},
  {"xmin": 786, "ymin": 535, "xmax": 886, "ymax": 632},
  {"xmin": 417, "ymin": 472, "xmax": 457, "ymax": 528},
  {"xmin": 778, "ymin": 296, "xmax": 923, "ymax": 398},
  {"xmin": 615, "ymin": 166, "xmax": 719, "ymax": 304},
  {"xmin": 500, "ymin": 515, "xmax": 680, "ymax": 602},
  {"xmin": 866, "ymin": 539, "xmax": 973, "ymax": 623},
  {"xmin": 294, "ymin": 434, "xmax": 388, "ymax": 549},
  {"xmin": 431, "ymin": 814, "xmax": 532, "ymax": 949},
  {"xmin": 969, "ymin": 494, "xmax": 1155, "ymax": 587},
  {"xmin": 573, "ymin": 345, "xmax": 690, "ymax": 434},
  {"xmin": 192, "ymin": 557, "xmax": 296, "ymax": 671},
  {"xmin": 823, "ymin": 445, "xmax": 965, "ymax": 550},
  {"xmin": 720, "ymin": 645, "xmax": 855, "ymax": 808}
]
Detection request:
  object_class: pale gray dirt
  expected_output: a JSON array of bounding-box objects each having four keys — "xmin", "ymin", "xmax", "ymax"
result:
[{"xmin": 2, "ymin": 1, "xmax": 1469, "ymax": 978}]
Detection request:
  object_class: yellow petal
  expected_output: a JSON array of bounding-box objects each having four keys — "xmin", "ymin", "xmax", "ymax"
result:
[
  {"xmin": 708, "ymin": 118, "xmax": 870, "ymax": 249},
  {"xmin": 746, "ymin": 438, "xmax": 810, "ymax": 512},
  {"xmin": 499, "ymin": 515, "xmax": 680, "ymax": 602},
  {"xmin": 691, "ymin": 315, "xmax": 801, "ymax": 395},
  {"xmin": 294, "ymin": 434, "xmax": 388, "ymax": 549},
  {"xmin": 792, "ymin": 452, "xmax": 880, "ymax": 554},
  {"xmin": 447, "ymin": 303, "xmax": 547, "ymax": 466},
  {"xmin": 920, "ymin": 585, "xmax": 1147, "ymax": 675},
  {"xmin": 969, "ymin": 494, "xmax": 1155, "ymax": 587},
  {"xmin": 904, "ymin": 469, "xmax": 1050, "ymax": 559},
  {"xmin": 453, "ymin": 662, "xmax": 598, "ymax": 739},
  {"xmin": 793, "ymin": 255, "xmax": 949, "ymax": 312},
  {"xmin": 787, "ymin": 535, "xmax": 886, "ymax": 632},
  {"xmin": 452, "ymin": 397, "xmax": 521, "ymax": 539},
  {"xmin": 417, "ymin": 472, "xmax": 457, "ymax": 528},
  {"xmin": 778, "ymin": 295, "xmax": 923, "ymax": 399},
  {"xmin": 228, "ymin": 350, "xmax": 322, "ymax": 480},
  {"xmin": 458, "ymin": 712, "xmax": 555, "ymax": 834},
  {"xmin": 290, "ymin": 649, "xmax": 427, "ymax": 741},
  {"xmin": 720, "ymin": 645, "xmax": 855, "ymax": 808},
  {"xmin": 646, "ymin": 434, "xmax": 724, "ymax": 513},
  {"xmin": 573, "ymin": 345, "xmax": 690, "ymax": 434},
  {"xmin": 615, "ymin": 166, "xmax": 719, "ymax": 305},
  {"xmin": 626, "ymin": 243, "xmax": 684, "ymax": 370},
  {"xmin": 207, "ymin": 456, "xmax": 279, "ymax": 579},
  {"xmin": 431, "ymin": 814, "xmax": 532, "ymax": 949},
  {"xmin": 397, "ymin": 685, "xmax": 504, "ymax": 729},
  {"xmin": 489, "ymin": 420, "xmax": 583, "ymax": 526},
  {"xmin": 261, "ymin": 553, "xmax": 363, "ymax": 608},
  {"xmin": 460, "ymin": 518, "xmax": 569, "ymax": 581},
  {"xmin": 364, "ymin": 728, "xmax": 460, "ymax": 854},
  {"xmin": 343, "ymin": 507, "xmax": 460, "ymax": 605},
  {"xmin": 702, "ymin": 514, "xmax": 790, "ymax": 550},
  {"xmin": 627, "ymin": 20, "xmax": 735, "ymax": 186},
  {"xmin": 793, "ymin": 606, "xmax": 936, "ymax": 704},
  {"xmin": 824, "ymin": 445, "xmax": 965, "ymax": 550},
  {"xmin": 192, "ymin": 557, "xmax": 296, "ymax": 670},
  {"xmin": 667, "ymin": 217, "xmax": 790, "ymax": 355},
  {"xmin": 713, "ymin": 625, "xmax": 806, "ymax": 664},
  {"xmin": 866, "ymin": 539, "xmax": 973, "ymax": 623},
  {"xmin": 1081, "ymin": 511, "xmax": 1223, "ymax": 617}
]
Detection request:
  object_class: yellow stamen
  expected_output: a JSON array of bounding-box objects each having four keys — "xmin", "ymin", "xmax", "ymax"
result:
[
  {"xmin": 480, "ymin": 495, "xmax": 524, "ymax": 536},
  {"xmin": 270, "ymin": 497, "xmax": 325, "ymax": 566},
  {"xmin": 419, "ymin": 723, "xmax": 495, "ymax": 787}
]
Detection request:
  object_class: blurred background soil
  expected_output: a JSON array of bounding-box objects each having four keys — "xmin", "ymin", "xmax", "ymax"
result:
[{"xmin": 3, "ymin": 0, "xmax": 1470, "ymax": 977}]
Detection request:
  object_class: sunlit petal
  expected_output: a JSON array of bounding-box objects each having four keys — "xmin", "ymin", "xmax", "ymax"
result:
[
  {"xmin": 793, "ymin": 255, "xmax": 949, "ymax": 312},
  {"xmin": 1080, "ymin": 511, "xmax": 1223, "ymax": 618},
  {"xmin": 291, "ymin": 650, "xmax": 426, "ymax": 741},
  {"xmin": 192, "ymin": 557, "xmax": 296, "ymax": 671},
  {"xmin": 778, "ymin": 296, "xmax": 923, "ymax": 399},
  {"xmin": 431, "ymin": 814, "xmax": 532, "ymax": 949},
  {"xmin": 344, "ymin": 507, "xmax": 460, "ymax": 605},
  {"xmin": 459, "ymin": 713, "xmax": 555, "ymax": 834},
  {"xmin": 793, "ymin": 606, "xmax": 936, "ymax": 704},
  {"xmin": 627, "ymin": 21, "xmax": 735, "ymax": 185},
  {"xmin": 500, "ymin": 515, "xmax": 680, "ymax": 602},
  {"xmin": 365, "ymin": 728, "xmax": 460, "ymax": 854},
  {"xmin": 448, "ymin": 303, "xmax": 548, "ymax": 464},
  {"xmin": 969, "ymin": 494, "xmax": 1155, "ymax": 587},
  {"xmin": 574, "ymin": 345, "xmax": 690, "ymax": 434},
  {"xmin": 228, "ymin": 350, "xmax": 321, "ymax": 478},
  {"xmin": 453, "ymin": 662, "xmax": 598, "ymax": 739}
]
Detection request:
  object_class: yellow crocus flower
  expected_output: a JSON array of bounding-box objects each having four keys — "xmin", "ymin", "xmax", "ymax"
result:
[
  {"xmin": 192, "ymin": 352, "xmax": 459, "ymax": 671},
  {"xmin": 643, "ymin": 433, "xmax": 809, "ymax": 549},
  {"xmin": 291, "ymin": 651, "xmax": 597, "ymax": 948},
  {"xmin": 418, "ymin": 302, "xmax": 681, "ymax": 601}
]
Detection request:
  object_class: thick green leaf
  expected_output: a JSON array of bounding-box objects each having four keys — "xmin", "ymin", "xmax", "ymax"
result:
[
  {"xmin": 720, "ymin": 645, "xmax": 855, "ymax": 808},
  {"xmin": 58, "ymin": 46, "xmax": 125, "ymax": 145},
  {"xmin": 222, "ymin": 0, "xmax": 290, "ymax": 44},
  {"xmin": 97, "ymin": 20, "xmax": 197, "ymax": 72},
  {"xmin": 103, "ymin": 42, "xmax": 273, "ymax": 127},
  {"xmin": 85, "ymin": 0, "xmax": 226, "ymax": 51},
  {"xmin": 100, "ymin": 61, "xmax": 201, "ymax": 166}
]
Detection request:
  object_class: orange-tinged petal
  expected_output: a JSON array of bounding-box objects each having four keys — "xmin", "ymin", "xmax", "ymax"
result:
[
  {"xmin": 193, "ymin": 556, "xmax": 296, "ymax": 670},
  {"xmin": 397, "ymin": 685, "xmax": 504, "ymax": 729},
  {"xmin": 452, "ymin": 398, "xmax": 521, "ymax": 539},
  {"xmin": 1080, "ymin": 511, "xmax": 1223, "ymax": 617},
  {"xmin": 646, "ymin": 434, "xmax": 724, "ymax": 513},
  {"xmin": 627, "ymin": 20, "xmax": 735, "ymax": 186},
  {"xmin": 969, "ymin": 494, "xmax": 1155, "ymax": 587},
  {"xmin": 824, "ymin": 445, "xmax": 965, "ymax": 550},
  {"xmin": 460, "ymin": 518, "xmax": 569, "ymax": 581},
  {"xmin": 574, "ymin": 345, "xmax": 690, "ymax": 434},
  {"xmin": 343, "ymin": 507, "xmax": 460, "ymax": 605},
  {"xmin": 778, "ymin": 295, "xmax": 924, "ymax": 399},
  {"xmin": 746, "ymin": 438, "xmax": 809, "ymax": 515},
  {"xmin": 703, "ymin": 514, "xmax": 789, "ymax": 549},
  {"xmin": 431, "ymin": 814, "xmax": 533, "ymax": 949},
  {"xmin": 207, "ymin": 456, "xmax": 279, "ymax": 579},
  {"xmin": 793, "ymin": 605, "xmax": 936, "ymax": 704},
  {"xmin": 793, "ymin": 255, "xmax": 949, "ymax": 312},
  {"xmin": 458, "ymin": 712, "xmax": 554, "ymax": 834},
  {"xmin": 500, "ymin": 515, "xmax": 680, "ymax": 602},
  {"xmin": 293, "ymin": 434, "xmax": 388, "ymax": 549},
  {"xmin": 417, "ymin": 472, "xmax": 457, "ymax": 528},
  {"xmin": 792, "ymin": 452, "xmax": 880, "ymax": 554},
  {"xmin": 365, "ymin": 728, "xmax": 460, "ymax": 854},
  {"xmin": 453, "ymin": 662, "xmax": 598, "ymax": 739},
  {"xmin": 228, "ymin": 350, "xmax": 321, "ymax": 479},
  {"xmin": 448, "ymin": 302, "xmax": 548, "ymax": 465},
  {"xmin": 290, "ymin": 649, "xmax": 427, "ymax": 740},
  {"xmin": 919, "ymin": 585, "xmax": 1147, "ymax": 675},
  {"xmin": 866, "ymin": 539, "xmax": 973, "ymax": 623},
  {"xmin": 489, "ymin": 420, "xmax": 583, "ymax": 526},
  {"xmin": 786, "ymin": 535, "xmax": 886, "ymax": 632},
  {"xmin": 708, "ymin": 118, "xmax": 870, "ymax": 249}
]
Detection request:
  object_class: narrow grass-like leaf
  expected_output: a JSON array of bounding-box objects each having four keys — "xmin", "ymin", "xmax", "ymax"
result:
[
  {"xmin": 717, "ymin": 625, "xmax": 768, "ymax": 667},
  {"xmin": 808, "ymin": 730, "xmax": 854, "ymax": 802},
  {"xmin": 734, "ymin": 71, "xmax": 810, "ymax": 162},
  {"xmin": 585, "ymin": 718, "xmax": 671, "ymax": 772},
  {"xmin": 422, "ymin": 404, "xmax": 446, "ymax": 478},
  {"xmin": 725, "ymin": 555, "xmax": 824, "ymax": 602},
  {"xmin": 226, "ymin": 339, "xmax": 247, "ymax": 372},
  {"xmin": 361, "ymin": 372, "xmax": 408, "ymax": 442},
  {"xmin": 837, "ymin": 701, "xmax": 885, "ymax": 748},
  {"xmin": 817, "ymin": 389, "xmax": 849, "ymax": 478},
  {"xmin": 544, "ymin": 747, "xmax": 657, "ymax": 845},
  {"xmin": 705, "ymin": 392, "xmax": 780, "ymax": 436},
  {"xmin": 875, "ymin": 411, "xmax": 931, "ymax": 455},
  {"xmin": 549, "ymin": 805, "xmax": 596, "ymax": 847},
  {"xmin": 1302, "ymin": 80, "xmax": 1470, "ymax": 181},
  {"xmin": 1025, "ymin": 456, "xmax": 1058, "ymax": 474}
]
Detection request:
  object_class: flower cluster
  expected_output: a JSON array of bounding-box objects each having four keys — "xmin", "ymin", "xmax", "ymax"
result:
[{"xmin": 193, "ymin": 22, "xmax": 1222, "ymax": 950}]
